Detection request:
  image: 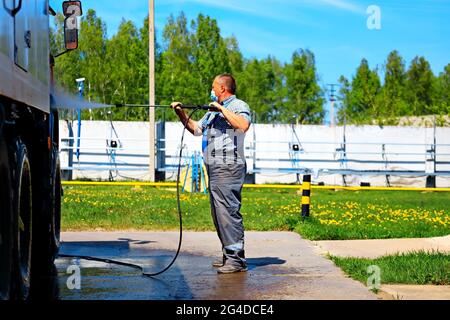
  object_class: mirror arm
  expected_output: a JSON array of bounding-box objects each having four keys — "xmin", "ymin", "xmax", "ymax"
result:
[
  {"xmin": 54, "ymin": 50, "xmax": 71, "ymax": 58},
  {"xmin": 48, "ymin": 5, "xmax": 56, "ymax": 16}
]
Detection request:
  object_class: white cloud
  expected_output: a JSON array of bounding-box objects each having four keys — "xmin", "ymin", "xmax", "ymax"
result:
[
  {"xmin": 159, "ymin": 0, "xmax": 364, "ymax": 19},
  {"xmin": 317, "ymin": 0, "xmax": 363, "ymax": 14},
  {"xmin": 167, "ymin": 0, "xmax": 287, "ymax": 20}
]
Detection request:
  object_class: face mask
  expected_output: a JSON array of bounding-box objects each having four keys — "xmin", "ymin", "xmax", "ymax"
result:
[{"xmin": 210, "ymin": 90, "xmax": 218, "ymax": 102}]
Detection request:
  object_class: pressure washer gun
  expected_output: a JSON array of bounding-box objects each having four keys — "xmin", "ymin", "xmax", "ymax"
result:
[{"xmin": 115, "ymin": 103, "xmax": 211, "ymax": 110}]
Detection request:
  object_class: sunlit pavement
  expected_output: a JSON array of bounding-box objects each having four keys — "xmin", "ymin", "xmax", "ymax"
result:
[{"xmin": 54, "ymin": 232, "xmax": 377, "ymax": 300}]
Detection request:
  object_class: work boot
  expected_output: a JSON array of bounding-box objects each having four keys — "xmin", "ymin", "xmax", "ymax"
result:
[
  {"xmin": 217, "ymin": 263, "xmax": 248, "ymax": 274},
  {"xmin": 212, "ymin": 255, "xmax": 226, "ymax": 268}
]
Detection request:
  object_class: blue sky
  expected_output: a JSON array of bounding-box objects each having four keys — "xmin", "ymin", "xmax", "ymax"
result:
[{"xmin": 51, "ymin": 0, "xmax": 449, "ymax": 118}]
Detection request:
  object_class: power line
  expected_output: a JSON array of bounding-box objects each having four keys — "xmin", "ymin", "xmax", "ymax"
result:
[{"xmin": 327, "ymin": 83, "xmax": 339, "ymax": 127}]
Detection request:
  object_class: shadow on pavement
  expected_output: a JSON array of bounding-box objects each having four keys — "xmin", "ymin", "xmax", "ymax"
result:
[
  {"xmin": 247, "ymin": 257, "xmax": 286, "ymax": 270},
  {"xmin": 55, "ymin": 241, "xmax": 196, "ymax": 300},
  {"xmin": 32, "ymin": 240, "xmax": 290, "ymax": 300},
  {"xmin": 117, "ymin": 238, "xmax": 155, "ymax": 245}
]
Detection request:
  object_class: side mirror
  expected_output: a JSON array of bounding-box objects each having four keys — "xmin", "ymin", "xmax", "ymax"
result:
[{"xmin": 62, "ymin": 1, "xmax": 82, "ymax": 50}]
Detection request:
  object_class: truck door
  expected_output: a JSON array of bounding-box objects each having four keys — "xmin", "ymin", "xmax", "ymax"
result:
[
  {"xmin": 0, "ymin": 0, "xmax": 15, "ymax": 59},
  {"xmin": 13, "ymin": 0, "xmax": 31, "ymax": 71},
  {"xmin": 8, "ymin": 0, "xmax": 50, "ymax": 112}
]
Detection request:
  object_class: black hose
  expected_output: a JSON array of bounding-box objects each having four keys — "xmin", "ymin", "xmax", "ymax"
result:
[
  {"xmin": 59, "ymin": 107, "xmax": 202, "ymax": 277},
  {"xmin": 115, "ymin": 103, "xmax": 210, "ymax": 110}
]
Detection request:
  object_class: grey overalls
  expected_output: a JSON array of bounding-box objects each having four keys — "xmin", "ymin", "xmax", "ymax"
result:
[{"xmin": 199, "ymin": 95, "xmax": 251, "ymax": 268}]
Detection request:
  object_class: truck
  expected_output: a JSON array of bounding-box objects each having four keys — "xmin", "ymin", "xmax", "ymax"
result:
[{"xmin": 0, "ymin": 0, "xmax": 82, "ymax": 299}]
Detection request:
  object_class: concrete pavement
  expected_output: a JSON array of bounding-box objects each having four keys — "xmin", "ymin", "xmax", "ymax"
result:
[
  {"xmin": 380, "ymin": 285, "xmax": 450, "ymax": 300},
  {"xmin": 312, "ymin": 235, "xmax": 450, "ymax": 300},
  {"xmin": 312, "ymin": 235, "xmax": 450, "ymax": 259},
  {"xmin": 57, "ymin": 231, "xmax": 377, "ymax": 300}
]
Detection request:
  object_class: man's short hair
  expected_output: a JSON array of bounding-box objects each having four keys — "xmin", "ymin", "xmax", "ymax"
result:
[{"xmin": 217, "ymin": 74, "xmax": 237, "ymax": 94}]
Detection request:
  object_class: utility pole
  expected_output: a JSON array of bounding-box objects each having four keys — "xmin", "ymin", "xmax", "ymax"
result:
[
  {"xmin": 327, "ymin": 84, "xmax": 338, "ymax": 127},
  {"xmin": 76, "ymin": 77, "xmax": 85, "ymax": 161},
  {"xmin": 148, "ymin": 0, "xmax": 156, "ymax": 181}
]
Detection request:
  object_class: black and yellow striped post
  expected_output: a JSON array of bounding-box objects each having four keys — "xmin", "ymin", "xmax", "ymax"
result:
[{"xmin": 301, "ymin": 175, "xmax": 312, "ymax": 217}]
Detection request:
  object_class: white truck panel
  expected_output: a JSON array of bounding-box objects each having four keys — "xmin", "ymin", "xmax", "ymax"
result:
[{"xmin": 0, "ymin": 0, "xmax": 50, "ymax": 113}]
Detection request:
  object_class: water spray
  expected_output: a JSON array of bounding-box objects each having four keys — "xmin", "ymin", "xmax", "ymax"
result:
[{"xmin": 58, "ymin": 102, "xmax": 207, "ymax": 277}]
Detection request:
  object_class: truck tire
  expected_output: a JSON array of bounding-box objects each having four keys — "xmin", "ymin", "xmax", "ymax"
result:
[
  {"xmin": 50, "ymin": 153, "xmax": 61, "ymax": 260},
  {"xmin": 0, "ymin": 137, "xmax": 13, "ymax": 300},
  {"xmin": 11, "ymin": 140, "xmax": 33, "ymax": 300},
  {"xmin": 30, "ymin": 155, "xmax": 61, "ymax": 300}
]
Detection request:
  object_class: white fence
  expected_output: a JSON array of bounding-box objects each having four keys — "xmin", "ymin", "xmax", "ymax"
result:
[{"xmin": 59, "ymin": 120, "xmax": 450, "ymax": 187}]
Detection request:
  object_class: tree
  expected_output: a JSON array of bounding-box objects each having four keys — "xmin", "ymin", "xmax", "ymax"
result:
[
  {"xmin": 77, "ymin": 9, "xmax": 110, "ymax": 106},
  {"xmin": 405, "ymin": 56, "xmax": 437, "ymax": 115},
  {"xmin": 283, "ymin": 49, "xmax": 325, "ymax": 124},
  {"xmin": 157, "ymin": 13, "xmax": 197, "ymax": 122},
  {"xmin": 107, "ymin": 19, "xmax": 149, "ymax": 120},
  {"xmin": 225, "ymin": 35, "xmax": 244, "ymax": 75},
  {"xmin": 436, "ymin": 63, "xmax": 450, "ymax": 114},
  {"xmin": 238, "ymin": 57, "xmax": 281, "ymax": 122},
  {"xmin": 50, "ymin": 9, "xmax": 448, "ymax": 124},
  {"xmin": 339, "ymin": 58, "xmax": 381, "ymax": 123},
  {"xmin": 377, "ymin": 50, "xmax": 408, "ymax": 118},
  {"xmin": 191, "ymin": 14, "xmax": 231, "ymax": 101}
]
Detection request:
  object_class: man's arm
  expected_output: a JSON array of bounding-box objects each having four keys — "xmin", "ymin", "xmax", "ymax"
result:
[
  {"xmin": 171, "ymin": 102, "xmax": 203, "ymax": 136},
  {"xmin": 209, "ymin": 102, "xmax": 251, "ymax": 133}
]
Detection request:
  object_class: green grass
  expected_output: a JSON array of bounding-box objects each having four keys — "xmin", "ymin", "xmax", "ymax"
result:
[
  {"xmin": 296, "ymin": 189, "xmax": 450, "ymax": 240},
  {"xmin": 61, "ymin": 185, "xmax": 450, "ymax": 240},
  {"xmin": 330, "ymin": 251, "xmax": 450, "ymax": 285}
]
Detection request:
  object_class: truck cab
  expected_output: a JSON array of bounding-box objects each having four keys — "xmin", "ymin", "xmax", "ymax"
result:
[{"xmin": 0, "ymin": 0, "xmax": 82, "ymax": 300}]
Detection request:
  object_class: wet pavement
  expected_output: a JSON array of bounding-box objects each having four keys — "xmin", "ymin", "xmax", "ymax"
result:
[{"xmin": 52, "ymin": 232, "xmax": 377, "ymax": 300}]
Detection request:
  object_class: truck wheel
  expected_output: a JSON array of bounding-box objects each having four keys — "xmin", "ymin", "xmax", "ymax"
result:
[
  {"xmin": 29, "ymin": 150, "xmax": 61, "ymax": 301},
  {"xmin": 50, "ymin": 155, "xmax": 61, "ymax": 259},
  {"xmin": 11, "ymin": 140, "xmax": 33, "ymax": 300},
  {"xmin": 0, "ymin": 138, "xmax": 13, "ymax": 300}
]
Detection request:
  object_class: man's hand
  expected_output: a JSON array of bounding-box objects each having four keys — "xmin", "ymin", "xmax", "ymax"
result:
[
  {"xmin": 171, "ymin": 102, "xmax": 184, "ymax": 116},
  {"xmin": 171, "ymin": 101, "xmax": 182, "ymax": 110},
  {"xmin": 170, "ymin": 101, "xmax": 200, "ymax": 135},
  {"xmin": 209, "ymin": 102, "xmax": 223, "ymax": 113},
  {"xmin": 211, "ymin": 101, "xmax": 250, "ymax": 133}
]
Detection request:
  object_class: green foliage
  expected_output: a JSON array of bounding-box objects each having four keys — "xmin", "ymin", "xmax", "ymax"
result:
[
  {"xmin": 51, "ymin": 11, "xmax": 449, "ymax": 124},
  {"xmin": 405, "ymin": 56, "xmax": 438, "ymax": 115},
  {"xmin": 158, "ymin": 13, "xmax": 196, "ymax": 107},
  {"xmin": 238, "ymin": 57, "xmax": 281, "ymax": 123},
  {"xmin": 225, "ymin": 36, "xmax": 244, "ymax": 75},
  {"xmin": 107, "ymin": 20, "xmax": 147, "ymax": 120},
  {"xmin": 338, "ymin": 58, "xmax": 381, "ymax": 124},
  {"xmin": 377, "ymin": 50, "xmax": 408, "ymax": 119},
  {"xmin": 191, "ymin": 14, "xmax": 231, "ymax": 100},
  {"xmin": 338, "ymin": 51, "xmax": 449, "ymax": 125},
  {"xmin": 283, "ymin": 49, "xmax": 325, "ymax": 124},
  {"xmin": 436, "ymin": 63, "xmax": 450, "ymax": 115},
  {"xmin": 331, "ymin": 251, "xmax": 450, "ymax": 285},
  {"xmin": 51, "ymin": 11, "xmax": 325, "ymax": 124}
]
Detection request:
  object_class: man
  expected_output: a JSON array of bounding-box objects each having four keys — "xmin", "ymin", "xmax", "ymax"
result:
[{"xmin": 171, "ymin": 74, "xmax": 251, "ymax": 274}]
